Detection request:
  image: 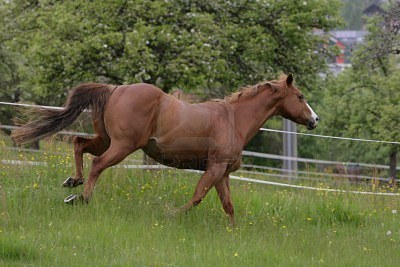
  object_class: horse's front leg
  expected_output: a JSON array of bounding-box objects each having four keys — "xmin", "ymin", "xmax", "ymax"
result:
[
  {"xmin": 215, "ymin": 175, "xmax": 235, "ymax": 226},
  {"xmin": 178, "ymin": 162, "xmax": 228, "ymax": 214}
]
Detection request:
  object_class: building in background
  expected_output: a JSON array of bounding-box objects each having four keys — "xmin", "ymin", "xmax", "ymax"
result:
[
  {"xmin": 327, "ymin": 30, "xmax": 368, "ymax": 74},
  {"xmin": 363, "ymin": 0, "xmax": 387, "ymax": 17}
]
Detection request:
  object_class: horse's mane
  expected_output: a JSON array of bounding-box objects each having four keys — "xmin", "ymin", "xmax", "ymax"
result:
[{"xmin": 217, "ymin": 74, "xmax": 288, "ymax": 103}]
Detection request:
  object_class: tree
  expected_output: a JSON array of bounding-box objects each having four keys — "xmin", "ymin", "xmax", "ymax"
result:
[
  {"xmin": 355, "ymin": 0, "xmax": 400, "ymax": 69},
  {"xmin": 1, "ymin": 0, "xmax": 343, "ymax": 161},
  {"xmin": 2, "ymin": 0, "xmax": 342, "ymax": 105},
  {"xmin": 0, "ymin": 1, "xmax": 21, "ymax": 129},
  {"xmin": 340, "ymin": 0, "xmax": 374, "ymax": 30},
  {"xmin": 318, "ymin": 0, "xmax": 400, "ymax": 178},
  {"xmin": 353, "ymin": 0, "xmax": 400, "ymax": 178}
]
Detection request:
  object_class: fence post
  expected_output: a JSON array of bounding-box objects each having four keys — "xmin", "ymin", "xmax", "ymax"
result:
[{"xmin": 283, "ymin": 119, "xmax": 297, "ymax": 179}]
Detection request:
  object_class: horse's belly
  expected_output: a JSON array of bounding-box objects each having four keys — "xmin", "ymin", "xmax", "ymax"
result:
[{"xmin": 142, "ymin": 137, "xmax": 210, "ymax": 170}]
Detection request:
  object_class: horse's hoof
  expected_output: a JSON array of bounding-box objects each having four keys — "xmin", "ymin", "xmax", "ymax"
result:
[
  {"xmin": 64, "ymin": 194, "xmax": 86, "ymax": 205},
  {"xmin": 164, "ymin": 205, "xmax": 180, "ymax": 218},
  {"xmin": 62, "ymin": 177, "xmax": 84, "ymax": 188}
]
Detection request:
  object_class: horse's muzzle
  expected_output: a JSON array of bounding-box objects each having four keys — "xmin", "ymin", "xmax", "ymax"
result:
[
  {"xmin": 305, "ymin": 103, "xmax": 319, "ymax": 130},
  {"xmin": 307, "ymin": 117, "xmax": 319, "ymax": 130}
]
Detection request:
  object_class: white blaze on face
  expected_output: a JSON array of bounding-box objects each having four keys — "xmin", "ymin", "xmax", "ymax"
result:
[{"xmin": 306, "ymin": 103, "xmax": 319, "ymax": 126}]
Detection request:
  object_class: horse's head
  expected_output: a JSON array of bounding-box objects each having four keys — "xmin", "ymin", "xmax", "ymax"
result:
[{"xmin": 267, "ymin": 74, "xmax": 319, "ymax": 130}]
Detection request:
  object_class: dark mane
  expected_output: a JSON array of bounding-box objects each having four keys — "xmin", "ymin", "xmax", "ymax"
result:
[{"xmin": 217, "ymin": 74, "xmax": 288, "ymax": 103}]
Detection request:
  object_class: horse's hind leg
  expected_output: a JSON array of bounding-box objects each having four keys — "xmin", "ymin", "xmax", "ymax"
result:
[
  {"xmin": 62, "ymin": 136, "xmax": 110, "ymax": 187},
  {"xmin": 64, "ymin": 143, "xmax": 135, "ymax": 204}
]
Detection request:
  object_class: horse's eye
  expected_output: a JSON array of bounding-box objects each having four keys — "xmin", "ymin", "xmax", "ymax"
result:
[{"xmin": 298, "ymin": 95, "xmax": 304, "ymax": 101}]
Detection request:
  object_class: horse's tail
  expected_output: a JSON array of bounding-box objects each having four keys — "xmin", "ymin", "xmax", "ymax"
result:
[{"xmin": 11, "ymin": 83, "xmax": 115, "ymax": 145}]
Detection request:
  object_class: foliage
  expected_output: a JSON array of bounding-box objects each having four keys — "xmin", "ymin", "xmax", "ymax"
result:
[
  {"xmin": 0, "ymin": 1, "xmax": 21, "ymax": 127},
  {"xmin": 340, "ymin": 0, "xmax": 374, "ymax": 30},
  {"xmin": 354, "ymin": 0, "xmax": 400, "ymax": 69},
  {"xmin": 316, "ymin": 70, "xmax": 393, "ymax": 163},
  {"xmin": 316, "ymin": 4, "xmax": 400, "ymax": 174},
  {"xmin": 1, "ymin": 0, "xmax": 342, "ymax": 105}
]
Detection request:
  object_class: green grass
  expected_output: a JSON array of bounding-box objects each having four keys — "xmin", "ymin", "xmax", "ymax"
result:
[{"xmin": 1, "ymin": 137, "xmax": 400, "ymax": 266}]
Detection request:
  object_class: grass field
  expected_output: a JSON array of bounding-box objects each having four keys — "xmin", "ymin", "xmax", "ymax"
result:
[{"xmin": 1, "ymin": 136, "xmax": 400, "ymax": 266}]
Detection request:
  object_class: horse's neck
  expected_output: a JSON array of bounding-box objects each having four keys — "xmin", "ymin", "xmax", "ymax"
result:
[{"xmin": 232, "ymin": 92, "xmax": 278, "ymax": 145}]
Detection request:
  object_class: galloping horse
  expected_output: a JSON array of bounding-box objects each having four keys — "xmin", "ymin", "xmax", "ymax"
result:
[{"xmin": 12, "ymin": 74, "xmax": 318, "ymax": 224}]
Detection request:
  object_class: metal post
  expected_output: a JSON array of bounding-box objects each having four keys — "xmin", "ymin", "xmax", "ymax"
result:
[{"xmin": 283, "ymin": 119, "xmax": 298, "ymax": 179}]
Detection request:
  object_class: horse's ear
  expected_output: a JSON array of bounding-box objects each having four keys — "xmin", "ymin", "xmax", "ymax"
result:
[{"xmin": 286, "ymin": 73, "xmax": 294, "ymax": 86}]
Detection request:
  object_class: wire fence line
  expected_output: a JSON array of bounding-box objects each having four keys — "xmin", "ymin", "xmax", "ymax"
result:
[
  {"xmin": 0, "ymin": 153, "xmax": 379, "ymax": 182},
  {"xmin": 0, "ymin": 125, "xmax": 93, "ymax": 137},
  {"xmin": 228, "ymin": 174, "xmax": 400, "ymax": 196},
  {"xmin": 259, "ymin": 127, "xmax": 400, "ymax": 145},
  {"xmin": 2, "ymin": 144, "xmax": 398, "ymax": 183},
  {"xmin": 0, "ymin": 101, "xmax": 64, "ymax": 110},
  {"xmin": 0, "ymin": 141, "xmax": 388, "ymax": 169},
  {"xmin": 237, "ymin": 168, "xmax": 397, "ymax": 183},
  {"xmin": 242, "ymin": 150, "xmax": 398, "ymax": 170}
]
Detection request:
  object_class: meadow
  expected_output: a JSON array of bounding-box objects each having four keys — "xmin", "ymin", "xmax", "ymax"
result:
[{"xmin": 1, "ymin": 135, "xmax": 399, "ymax": 266}]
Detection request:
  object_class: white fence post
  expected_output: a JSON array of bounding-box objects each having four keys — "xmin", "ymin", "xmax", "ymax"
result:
[{"xmin": 283, "ymin": 119, "xmax": 297, "ymax": 179}]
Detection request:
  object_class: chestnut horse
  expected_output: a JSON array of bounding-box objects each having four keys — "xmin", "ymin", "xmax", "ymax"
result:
[{"xmin": 12, "ymin": 74, "xmax": 318, "ymax": 224}]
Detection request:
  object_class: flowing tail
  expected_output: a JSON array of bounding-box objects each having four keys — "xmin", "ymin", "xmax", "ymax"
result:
[{"xmin": 11, "ymin": 83, "xmax": 115, "ymax": 144}]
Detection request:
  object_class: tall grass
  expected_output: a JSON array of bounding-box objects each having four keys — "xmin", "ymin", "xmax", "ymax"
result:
[{"xmin": 1, "ymin": 136, "xmax": 399, "ymax": 266}]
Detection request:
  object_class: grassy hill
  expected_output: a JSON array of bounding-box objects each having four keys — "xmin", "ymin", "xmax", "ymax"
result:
[{"xmin": 1, "ymin": 136, "xmax": 399, "ymax": 266}]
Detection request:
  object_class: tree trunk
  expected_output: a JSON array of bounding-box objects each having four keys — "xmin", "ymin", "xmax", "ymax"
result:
[{"xmin": 389, "ymin": 150, "xmax": 397, "ymax": 179}]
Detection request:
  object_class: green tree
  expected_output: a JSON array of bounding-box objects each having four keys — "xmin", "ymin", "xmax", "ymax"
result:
[
  {"xmin": 2, "ymin": 0, "xmax": 341, "ymax": 105},
  {"xmin": 318, "ymin": 1, "xmax": 400, "ymax": 177},
  {"xmin": 0, "ymin": 1, "xmax": 21, "ymax": 128},
  {"xmin": 340, "ymin": 0, "xmax": 374, "ymax": 30},
  {"xmin": 1, "ymin": 0, "xmax": 342, "ymax": 161}
]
